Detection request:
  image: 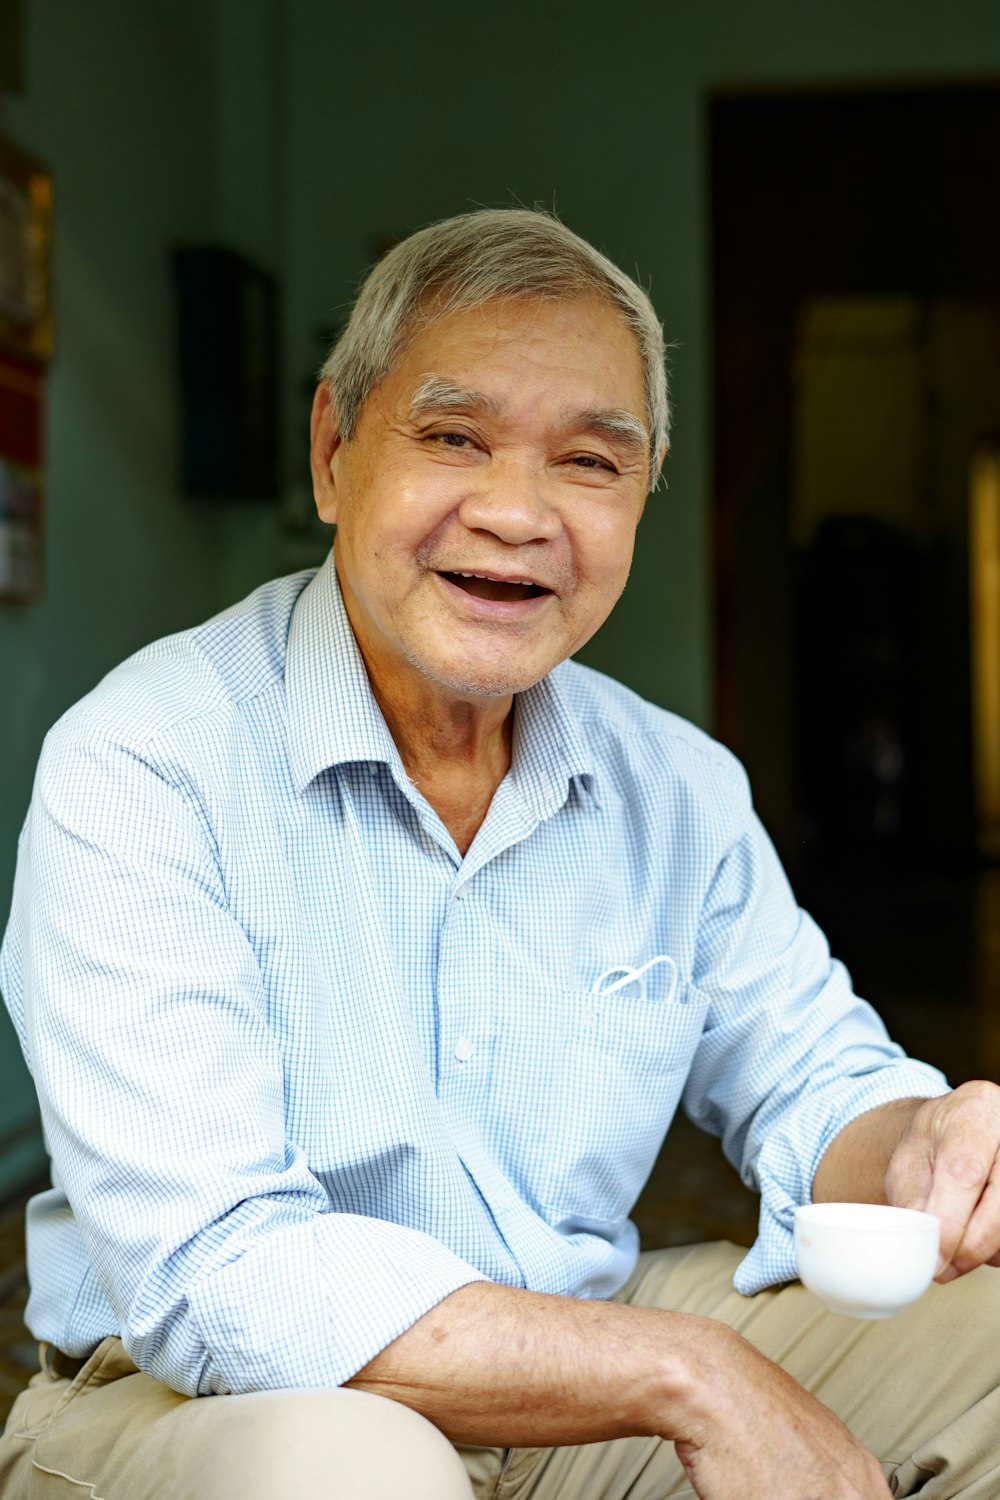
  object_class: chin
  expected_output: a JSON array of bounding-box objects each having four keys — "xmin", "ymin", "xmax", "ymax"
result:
[{"xmin": 419, "ymin": 653, "xmax": 550, "ymax": 700}]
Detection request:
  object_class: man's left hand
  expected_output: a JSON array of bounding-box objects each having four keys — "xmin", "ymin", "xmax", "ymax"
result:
[{"xmin": 885, "ymin": 1080, "xmax": 1000, "ymax": 1281}]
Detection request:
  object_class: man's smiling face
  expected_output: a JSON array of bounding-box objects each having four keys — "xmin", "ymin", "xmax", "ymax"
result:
[{"xmin": 310, "ymin": 295, "xmax": 651, "ymax": 710}]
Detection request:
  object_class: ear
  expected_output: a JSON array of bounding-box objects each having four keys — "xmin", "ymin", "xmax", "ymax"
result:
[{"xmin": 310, "ymin": 384, "xmax": 344, "ymax": 525}]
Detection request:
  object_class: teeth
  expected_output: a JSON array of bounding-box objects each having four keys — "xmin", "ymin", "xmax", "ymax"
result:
[{"xmin": 454, "ymin": 571, "xmax": 534, "ymax": 585}]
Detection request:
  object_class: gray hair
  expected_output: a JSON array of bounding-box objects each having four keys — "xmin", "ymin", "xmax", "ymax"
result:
[{"xmin": 319, "ymin": 209, "xmax": 669, "ymax": 484}]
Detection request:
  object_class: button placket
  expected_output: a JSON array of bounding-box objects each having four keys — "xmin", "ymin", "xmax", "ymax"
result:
[{"xmin": 438, "ymin": 876, "xmax": 480, "ymax": 1085}]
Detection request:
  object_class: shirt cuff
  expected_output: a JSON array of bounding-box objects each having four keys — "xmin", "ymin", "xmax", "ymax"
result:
[
  {"xmin": 733, "ymin": 1059, "xmax": 950, "ymax": 1296},
  {"xmin": 182, "ymin": 1212, "xmax": 489, "ymax": 1394}
]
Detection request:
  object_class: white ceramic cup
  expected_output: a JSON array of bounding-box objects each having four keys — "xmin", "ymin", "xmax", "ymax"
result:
[{"xmin": 793, "ymin": 1202, "xmax": 940, "ymax": 1319}]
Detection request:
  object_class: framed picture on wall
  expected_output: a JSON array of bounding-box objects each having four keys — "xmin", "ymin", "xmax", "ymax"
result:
[
  {"xmin": 0, "ymin": 133, "xmax": 52, "ymax": 362},
  {"xmin": 0, "ymin": 134, "xmax": 50, "ymax": 601},
  {"xmin": 0, "ymin": 349, "xmax": 43, "ymax": 601}
]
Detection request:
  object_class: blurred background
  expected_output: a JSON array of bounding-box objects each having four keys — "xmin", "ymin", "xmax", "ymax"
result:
[{"xmin": 2, "ymin": 0, "xmax": 1000, "ymax": 1407}]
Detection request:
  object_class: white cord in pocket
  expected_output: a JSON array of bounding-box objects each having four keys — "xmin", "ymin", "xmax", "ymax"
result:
[{"xmin": 590, "ymin": 954, "xmax": 679, "ymax": 1006}]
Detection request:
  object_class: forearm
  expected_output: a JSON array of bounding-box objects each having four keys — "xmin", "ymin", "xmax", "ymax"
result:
[
  {"xmin": 348, "ymin": 1280, "xmax": 723, "ymax": 1448},
  {"xmin": 348, "ymin": 1279, "xmax": 891, "ymax": 1496},
  {"xmin": 812, "ymin": 1096, "xmax": 927, "ymax": 1204}
]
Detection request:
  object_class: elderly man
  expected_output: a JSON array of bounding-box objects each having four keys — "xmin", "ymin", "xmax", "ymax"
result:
[{"xmin": 1, "ymin": 209, "xmax": 999, "ymax": 1500}]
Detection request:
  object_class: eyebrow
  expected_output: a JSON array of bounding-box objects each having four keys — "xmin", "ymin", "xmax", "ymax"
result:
[
  {"xmin": 408, "ymin": 377, "xmax": 648, "ymax": 463},
  {"xmin": 407, "ymin": 377, "xmax": 505, "ymax": 422},
  {"xmin": 568, "ymin": 408, "xmax": 648, "ymax": 462}
]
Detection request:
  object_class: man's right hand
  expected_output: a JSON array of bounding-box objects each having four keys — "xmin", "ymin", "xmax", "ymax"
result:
[
  {"xmin": 350, "ymin": 1283, "xmax": 892, "ymax": 1499},
  {"xmin": 668, "ymin": 1319, "xmax": 891, "ymax": 1499}
]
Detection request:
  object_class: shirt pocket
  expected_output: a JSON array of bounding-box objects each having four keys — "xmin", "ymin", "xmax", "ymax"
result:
[{"xmin": 525, "ymin": 969, "xmax": 710, "ymax": 1234}]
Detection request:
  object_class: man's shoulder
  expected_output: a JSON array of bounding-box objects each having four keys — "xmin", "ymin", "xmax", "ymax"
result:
[
  {"xmin": 553, "ymin": 657, "xmax": 750, "ymax": 804},
  {"xmin": 50, "ymin": 569, "xmax": 318, "ymax": 754}
]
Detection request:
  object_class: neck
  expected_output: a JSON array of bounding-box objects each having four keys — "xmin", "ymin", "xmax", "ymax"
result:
[
  {"xmin": 333, "ymin": 550, "xmax": 517, "ymax": 854},
  {"xmin": 378, "ymin": 679, "xmax": 513, "ymax": 784},
  {"xmin": 368, "ymin": 668, "xmax": 514, "ymax": 858}
]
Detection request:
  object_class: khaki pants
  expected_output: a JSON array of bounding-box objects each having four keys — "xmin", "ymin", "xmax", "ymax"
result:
[{"xmin": 1, "ymin": 1241, "xmax": 998, "ymax": 1499}]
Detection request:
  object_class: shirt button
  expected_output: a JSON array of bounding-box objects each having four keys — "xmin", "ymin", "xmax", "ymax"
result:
[
  {"xmin": 454, "ymin": 1036, "xmax": 474, "ymax": 1061},
  {"xmin": 454, "ymin": 885, "xmax": 468, "ymax": 900}
]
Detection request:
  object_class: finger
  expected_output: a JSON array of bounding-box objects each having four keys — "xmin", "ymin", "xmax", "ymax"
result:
[
  {"xmin": 941, "ymin": 1154, "xmax": 1000, "ymax": 1278},
  {"xmin": 884, "ymin": 1090, "xmax": 994, "ymax": 1271},
  {"xmin": 921, "ymin": 1119, "xmax": 996, "ymax": 1272}
]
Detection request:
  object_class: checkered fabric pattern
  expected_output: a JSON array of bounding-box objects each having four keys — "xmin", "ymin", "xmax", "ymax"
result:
[{"xmin": 0, "ymin": 555, "xmax": 947, "ymax": 1395}]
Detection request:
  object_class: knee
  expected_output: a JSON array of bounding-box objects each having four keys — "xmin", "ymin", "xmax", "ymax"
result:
[
  {"xmin": 324, "ymin": 1388, "xmax": 475, "ymax": 1500},
  {"xmin": 168, "ymin": 1384, "xmax": 474, "ymax": 1500}
]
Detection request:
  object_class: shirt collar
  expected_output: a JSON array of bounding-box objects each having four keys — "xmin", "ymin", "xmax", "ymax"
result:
[
  {"xmin": 286, "ymin": 552, "xmax": 402, "ymax": 793},
  {"xmin": 285, "ymin": 552, "xmax": 598, "ymax": 810},
  {"xmin": 511, "ymin": 664, "xmax": 599, "ymax": 818}
]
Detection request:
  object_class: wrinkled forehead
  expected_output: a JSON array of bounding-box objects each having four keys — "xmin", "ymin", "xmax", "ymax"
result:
[{"xmin": 394, "ymin": 287, "xmax": 643, "ymax": 384}]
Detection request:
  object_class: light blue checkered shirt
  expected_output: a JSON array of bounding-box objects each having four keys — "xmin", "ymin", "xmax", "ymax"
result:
[{"xmin": 0, "ymin": 555, "xmax": 948, "ymax": 1395}]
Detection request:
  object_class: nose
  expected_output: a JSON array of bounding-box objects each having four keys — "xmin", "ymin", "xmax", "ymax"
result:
[{"xmin": 456, "ymin": 458, "xmax": 562, "ymax": 545}]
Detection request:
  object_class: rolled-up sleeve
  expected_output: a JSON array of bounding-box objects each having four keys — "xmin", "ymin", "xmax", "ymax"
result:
[
  {"xmin": 680, "ymin": 780, "xmax": 948, "ymax": 1294},
  {"xmin": 15, "ymin": 718, "xmax": 486, "ymax": 1395}
]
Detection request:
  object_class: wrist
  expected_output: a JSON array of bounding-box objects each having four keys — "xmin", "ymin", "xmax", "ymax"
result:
[
  {"xmin": 641, "ymin": 1313, "xmax": 746, "ymax": 1442},
  {"xmin": 813, "ymin": 1096, "xmax": 927, "ymax": 1205}
]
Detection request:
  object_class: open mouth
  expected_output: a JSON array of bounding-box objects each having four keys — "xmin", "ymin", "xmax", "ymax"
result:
[{"xmin": 438, "ymin": 570, "xmax": 550, "ymax": 603}]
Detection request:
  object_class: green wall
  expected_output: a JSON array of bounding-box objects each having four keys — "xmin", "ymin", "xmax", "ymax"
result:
[
  {"xmin": 1, "ymin": 0, "xmax": 999, "ymax": 1194},
  {"xmin": 0, "ymin": 0, "xmax": 290, "ymax": 1187}
]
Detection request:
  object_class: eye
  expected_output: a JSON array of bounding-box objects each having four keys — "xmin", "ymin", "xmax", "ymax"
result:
[
  {"xmin": 567, "ymin": 452, "xmax": 617, "ymax": 473},
  {"xmin": 428, "ymin": 430, "xmax": 475, "ymax": 449}
]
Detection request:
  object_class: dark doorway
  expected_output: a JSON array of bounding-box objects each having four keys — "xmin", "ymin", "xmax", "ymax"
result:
[
  {"xmin": 712, "ymin": 82, "xmax": 1000, "ymax": 875},
  {"xmin": 710, "ymin": 84, "xmax": 1000, "ymax": 1066}
]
